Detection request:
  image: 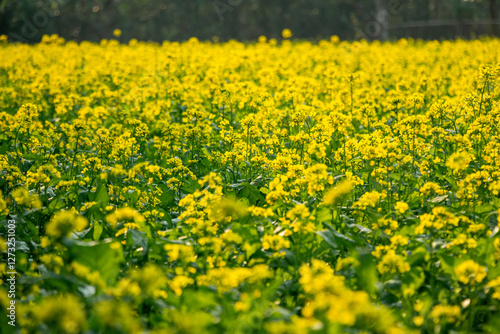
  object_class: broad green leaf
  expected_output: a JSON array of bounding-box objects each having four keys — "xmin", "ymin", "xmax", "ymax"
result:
[
  {"xmin": 95, "ymin": 180, "xmax": 109, "ymax": 207},
  {"xmin": 126, "ymin": 229, "xmax": 148, "ymax": 256},
  {"xmin": 355, "ymin": 248, "xmax": 379, "ymax": 296},
  {"xmin": 402, "ymin": 266, "xmax": 425, "ymax": 293},
  {"xmin": 66, "ymin": 238, "xmax": 124, "ymax": 286},
  {"xmin": 316, "ymin": 229, "xmax": 338, "ymax": 249},
  {"xmin": 93, "ymin": 221, "xmax": 103, "ymax": 241}
]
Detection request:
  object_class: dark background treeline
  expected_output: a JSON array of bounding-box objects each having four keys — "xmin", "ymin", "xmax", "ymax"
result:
[{"xmin": 0, "ymin": 0, "xmax": 499, "ymax": 43}]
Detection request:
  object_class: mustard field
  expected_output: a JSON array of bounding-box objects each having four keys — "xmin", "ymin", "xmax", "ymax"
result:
[{"xmin": 1, "ymin": 35, "xmax": 500, "ymax": 333}]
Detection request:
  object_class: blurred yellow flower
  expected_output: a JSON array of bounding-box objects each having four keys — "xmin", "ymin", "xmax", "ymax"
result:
[
  {"xmin": 446, "ymin": 151, "xmax": 472, "ymax": 172},
  {"xmin": 46, "ymin": 211, "xmax": 88, "ymax": 239},
  {"xmin": 430, "ymin": 305, "xmax": 461, "ymax": 324},
  {"xmin": 394, "ymin": 201, "xmax": 409, "ymax": 214},
  {"xmin": 282, "ymin": 28, "xmax": 292, "ymax": 39},
  {"xmin": 455, "ymin": 259, "xmax": 487, "ymax": 284},
  {"xmin": 323, "ymin": 179, "xmax": 354, "ymax": 205}
]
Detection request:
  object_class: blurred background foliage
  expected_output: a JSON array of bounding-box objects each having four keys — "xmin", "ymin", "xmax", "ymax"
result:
[{"xmin": 0, "ymin": 0, "xmax": 498, "ymax": 42}]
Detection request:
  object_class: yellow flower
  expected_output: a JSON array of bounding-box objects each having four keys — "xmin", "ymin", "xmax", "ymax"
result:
[
  {"xmin": 115, "ymin": 222, "xmax": 142, "ymax": 237},
  {"xmin": 197, "ymin": 265, "xmax": 272, "ymax": 293},
  {"xmin": 169, "ymin": 275, "xmax": 194, "ymax": 296},
  {"xmin": 40, "ymin": 237, "xmax": 50, "ymax": 248},
  {"xmin": 390, "ymin": 235, "xmax": 408, "ymax": 247},
  {"xmin": 282, "ymin": 29, "xmax": 293, "ymax": 39},
  {"xmin": 262, "ymin": 234, "xmax": 290, "ymax": 251},
  {"xmin": 415, "ymin": 206, "xmax": 459, "ymax": 234},
  {"xmin": 330, "ymin": 35, "xmax": 340, "ymax": 43},
  {"xmin": 353, "ymin": 191, "xmax": 386, "ymax": 210},
  {"xmin": 70, "ymin": 262, "xmax": 106, "ymax": 289},
  {"xmin": 213, "ymin": 198, "xmax": 248, "ymax": 220},
  {"xmin": 336, "ymin": 256, "xmax": 359, "ymax": 271},
  {"xmin": 455, "ymin": 259, "xmax": 487, "ymax": 284},
  {"xmin": 376, "ymin": 250, "xmax": 410, "ymax": 275},
  {"xmin": 419, "ymin": 182, "xmax": 446, "ymax": 195},
  {"xmin": 247, "ymin": 205, "xmax": 274, "ymax": 218},
  {"xmin": 0, "ymin": 190, "xmax": 9, "ymax": 215},
  {"xmin": 80, "ymin": 201, "xmax": 98, "ymax": 211},
  {"xmin": 12, "ymin": 187, "xmax": 42, "ymax": 210},
  {"xmin": 46, "ymin": 211, "xmax": 88, "ymax": 239},
  {"xmin": 487, "ymin": 277, "xmax": 500, "ymax": 300},
  {"xmin": 110, "ymin": 278, "xmax": 141, "ymax": 298},
  {"xmin": 413, "ymin": 316, "xmax": 424, "ymax": 326},
  {"xmin": 128, "ymin": 264, "xmax": 168, "ymax": 298},
  {"xmin": 113, "ymin": 29, "xmax": 122, "ymax": 37},
  {"xmin": 394, "ymin": 201, "xmax": 409, "ymax": 214},
  {"xmin": 446, "ymin": 151, "xmax": 472, "ymax": 172},
  {"xmin": 286, "ymin": 204, "xmax": 310, "ymax": 219},
  {"xmin": 234, "ymin": 300, "xmax": 250, "ymax": 312},
  {"xmin": 164, "ymin": 244, "xmax": 196, "ymax": 262},
  {"xmin": 105, "ymin": 207, "xmax": 145, "ymax": 227},
  {"xmin": 372, "ymin": 218, "xmax": 399, "ymax": 234},
  {"xmin": 32, "ymin": 294, "xmax": 86, "ymax": 334},
  {"xmin": 430, "ymin": 305, "xmax": 461, "ymax": 324},
  {"xmin": 323, "ymin": 179, "xmax": 354, "ymax": 205},
  {"xmin": 93, "ymin": 300, "xmax": 143, "ymax": 333}
]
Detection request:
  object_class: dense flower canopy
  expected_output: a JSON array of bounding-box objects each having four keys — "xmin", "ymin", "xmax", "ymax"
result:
[{"xmin": 0, "ymin": 35, "xmax": 500, "ymax": 333}]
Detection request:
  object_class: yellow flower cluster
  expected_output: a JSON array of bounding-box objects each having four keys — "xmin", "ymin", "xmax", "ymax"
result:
[
  {"xmin": 46, "ymin": 210, "xmax": 88, "ymax": 239},
  {"xmin": 298, "ymin": 260, "xmax": 402, "ymax": 332},
  {"xmin": 323, "ymin": 179, "xmax": 354, "ymax": 205},
  {"xmin": 454, "ymin": 259, "xmax": 487, "ymax": 285},
  {"xmin": 105, "ymin": 207, "xmax": 145, "ymax": 227},
  {"xmin": 30, "ymin": 294, "xmax": 86, "ymax": 334},
  {"xmin": 11, "ymin": 187, "xmax": 42, "ymax": 210},
  {"xmin": 197, "ymin": 264, "xmax": 272, "ymax": 293}
]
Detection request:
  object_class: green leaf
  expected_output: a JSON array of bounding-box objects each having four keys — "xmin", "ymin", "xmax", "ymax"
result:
[
  {"xmin": 438, "ymin": 254, "xmax": 457, "ymax": 278},
  {"xmin": 95, "ymin": 180, "xmax": 109, "ymax": 207},
  {"xmin": 93, "ymin": 221, "xmax": 103, "ymax": 241},
  {"xmin": 66, "ymin": 238, "xmax": 124, "ymax": 285},
  {"xmin": 181, "ymin": 179, "xmax": 198, "ymax": 194},
  {"xmin": 158, "ymin": 185, "xmax": 176, "ymax": 208},
  {"xmin": 390, "ymin": 173, "xmax": 401, "ymax": 181},
  {"xmin": 355, "ymin": 248, "xmax": 379, "ymax": 296},
  {"xmin": 128, "ymin": 189, "xmax": 140, "ymax": 207},
  {"xmin": 487, "ymin": 262, "xmax": 500, "ymax": 280},
  {"xmin": 316, "ymin": 230, "xmax": 338, "ymax": 249},
  {"xmin": 475, "ymin": 238, "xmax": 495, "ymax": 266},
  {"xmin": 324, "ymin": 222, "xmax": 356, "ymax": 245},
  {"xmin": 475, "ymin": 203, "xmax": 494, "ymax": 214},
  {"xmin": 316, "ymin": 206, "xmax": 333, "ymax": 224},
  {"xmin": 0, "ymin": 138, "xmax": 9, "ymax": 154},
  {"xmin": 259, "ymin": 187, "xmax": 270, "ymax": 195},
  {"xmin": 402, "ymin": 266, "xmax": 425, "ymax": 292},
  {"xmin": 126, "ymin": 229, "xmax": 148, "ymax": 256},
  {"xmin": 408, "ymin": 246, "xmax": 430, "ymax": 266}
]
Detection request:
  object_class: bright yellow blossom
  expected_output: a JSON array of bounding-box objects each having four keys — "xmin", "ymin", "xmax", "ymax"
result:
[{"xmin": 455, "ymin": 259, "xmax": 487, "ymax": 284}]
